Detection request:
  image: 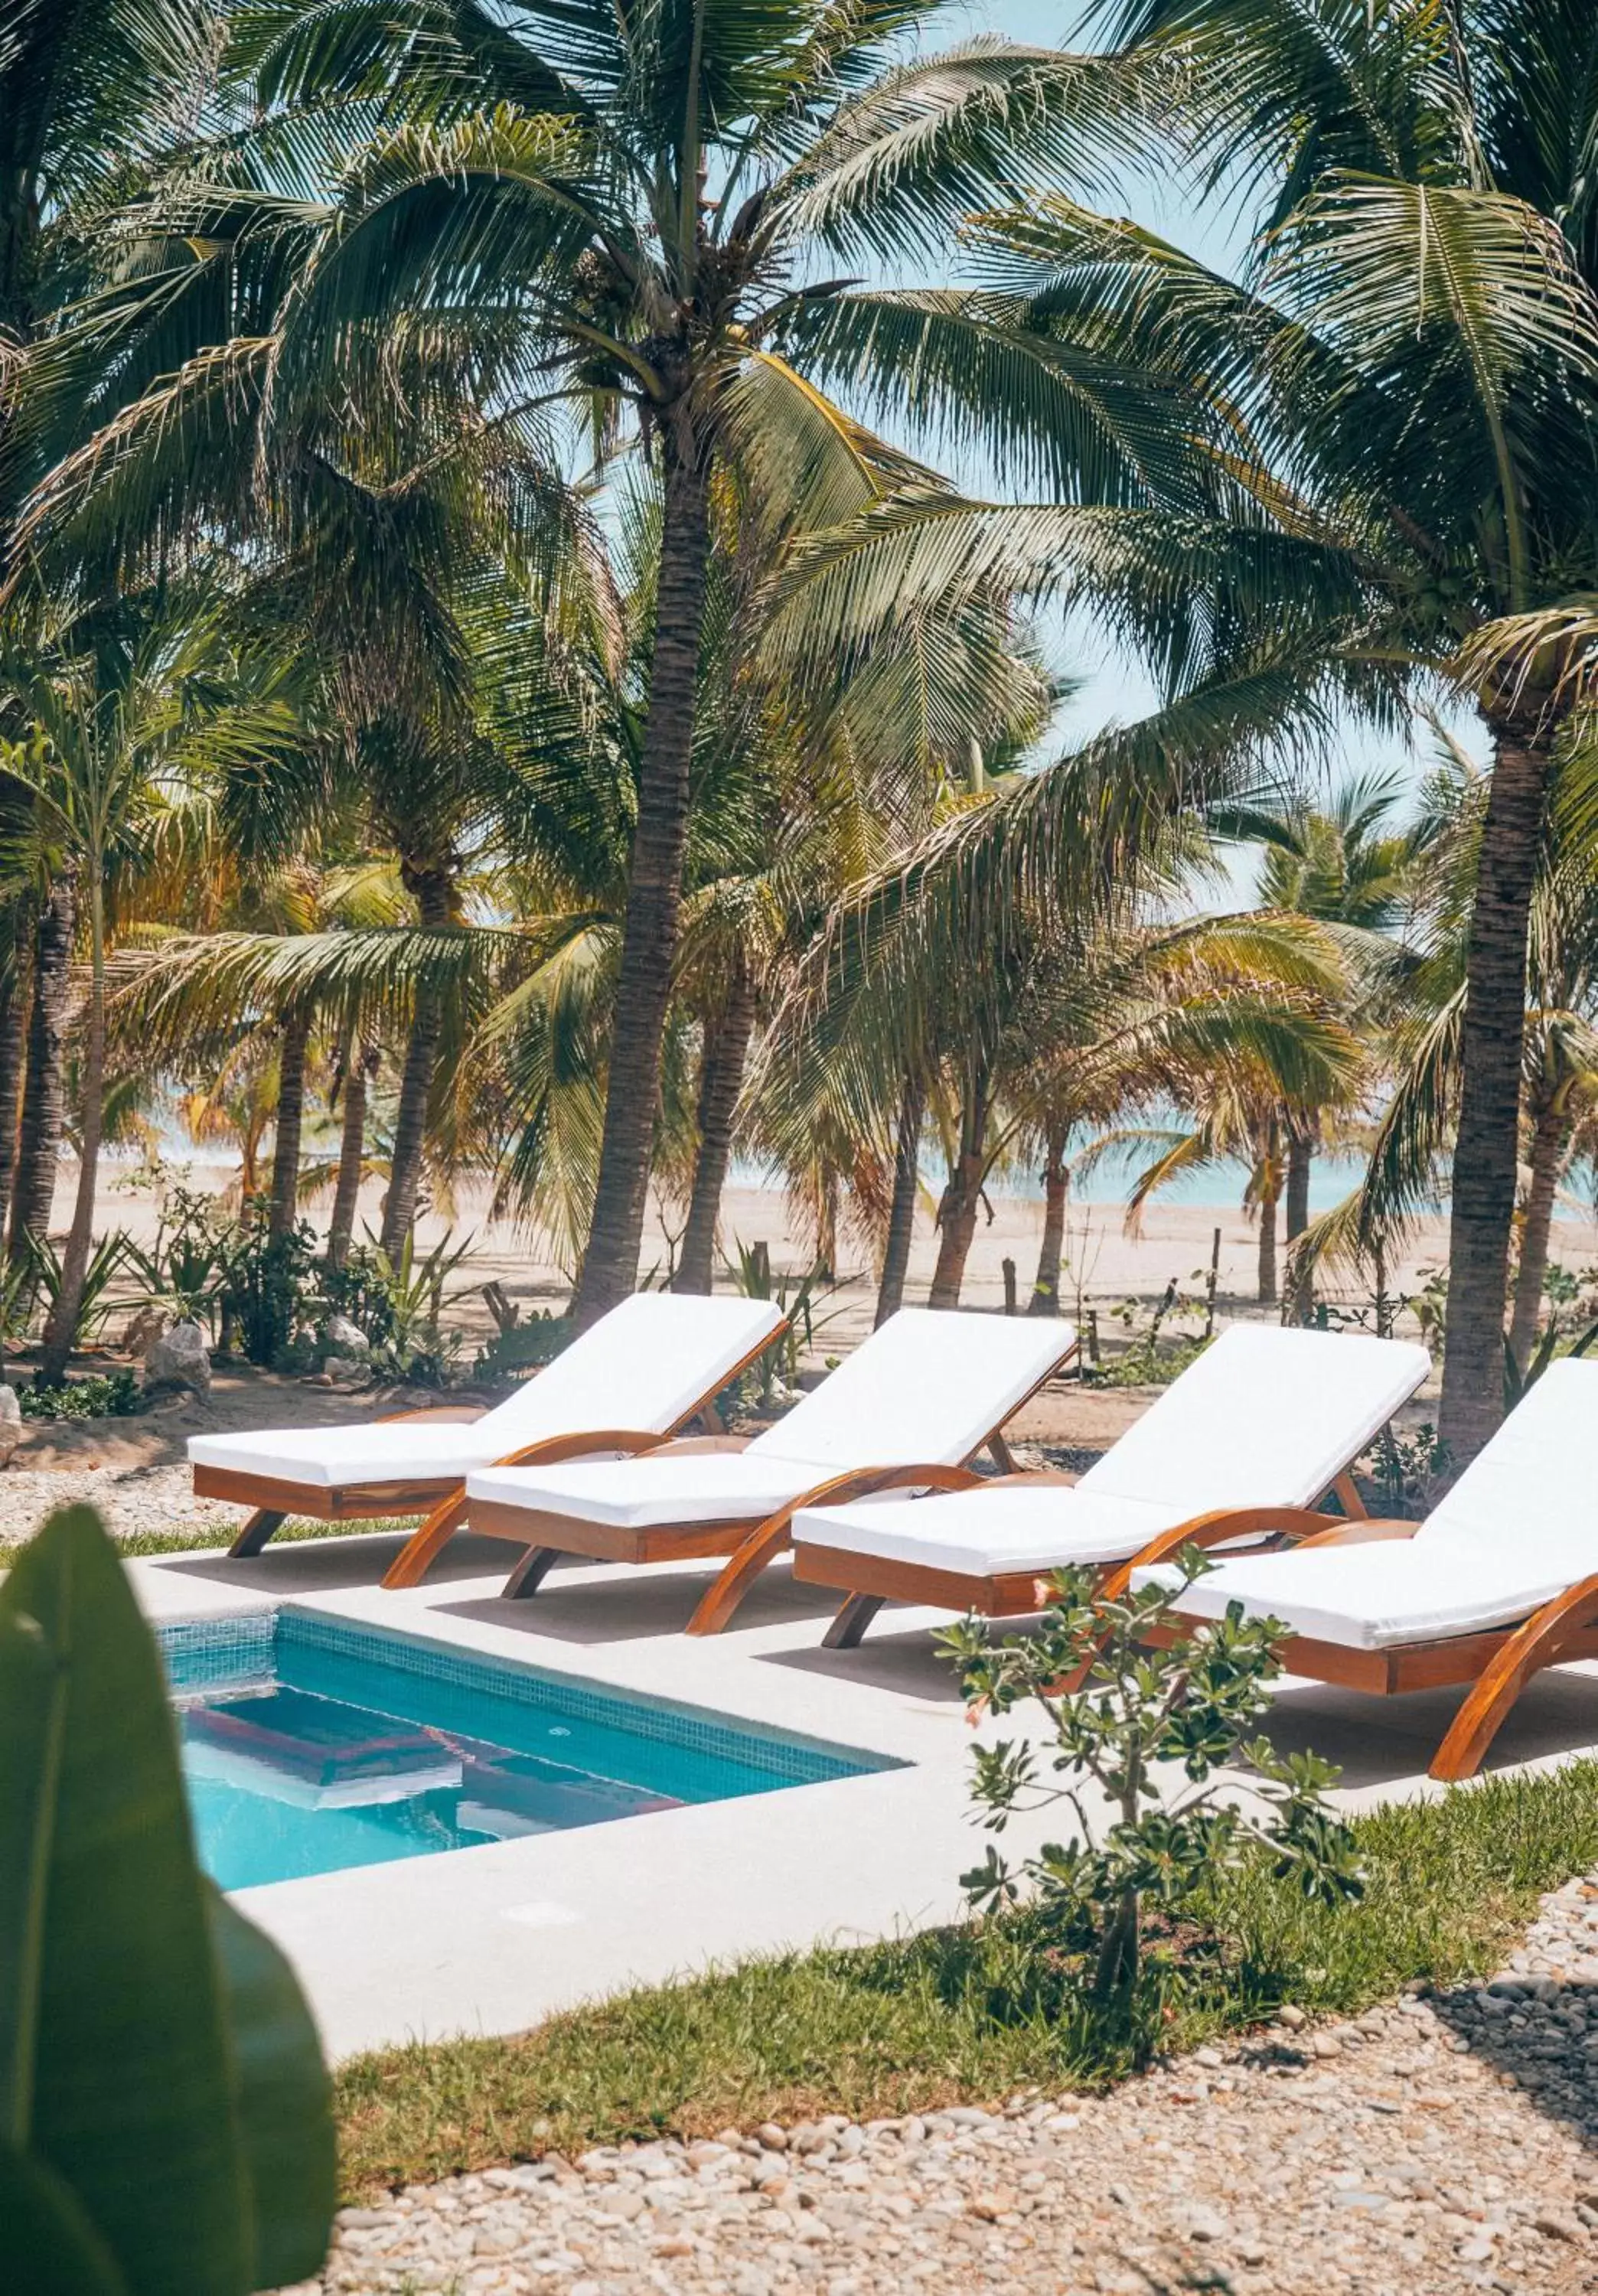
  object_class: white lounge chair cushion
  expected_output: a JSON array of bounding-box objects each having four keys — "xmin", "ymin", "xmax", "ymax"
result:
[
  {"xmin": 1075, "ymin": 1325, "xmax": 1431, "ymax": 1516},
  {"xmin": 189, "ymin": 1291, "xmax": 784, "ymax": 1489},
  {"xmin": 466, "ymin": 1451, "xmax": 824, "ymax": 1530},
  {"xmin": 187, "ymin": 1421, "xmax": 512, "ymax": 1489},
  {"xmin": 461, "ymin": 1308, "xmax": 1076, "ymax": 1533},
  {"xmin": 794, "ymin": 1486, "xmax": 1176, "ymax": 1576},
  {"xmin": 1138, "ymin": 1355, "xmax": 1598, "ymax": 1650},
  {"xmin": 1133, "ymin": 1540, "xmax": 1574, "ymax": 1652},
  {"xmin": 748, "ymin": 1309, "xmax": 1076, "ymax": 1473},
  {"xmin": 469, "ymin": 1291, "xmax": 783, "ymax": 1444},
  {"xmin": 789, "ymin": 1325, "xmax": 1430, "ymax": 1580},
  {"xmin": 1414, "ymin": 1355, "xmax": 1598, "ymax": 1556}
]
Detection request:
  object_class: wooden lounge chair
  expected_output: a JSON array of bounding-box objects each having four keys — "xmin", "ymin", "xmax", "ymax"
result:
[
  {"xmin": 461, "ymin": 1308, "xmax": 1081, "ymax": 1630},
  {"xmin": 790, "ymin": 1326, "xmax": 1430, "ymax": 1645},
  {"xmin": 186, "ymin": 1292, "xmax": 785, "ymax": 1571},
  {"xmin": 1130, "ymin": 1356, "xmax": 1598, "ymax": 1779}
]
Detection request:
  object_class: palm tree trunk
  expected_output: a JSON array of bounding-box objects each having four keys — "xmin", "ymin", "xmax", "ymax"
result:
[
  {"xmin": 380, "ymin": 868, "xmax": 452, "ymax": 1258},
  {"xmin": 675, "ymin": 968, "xmax": 755, "ymax": 1296},
  {"xmin": 1254, "ymin": 1115, "xmax": 1280, "ymax": 1305},
  {"xmin": 1509, "ymin": 1095, "xmax": 1567, "ymax": 1372},
  {"xmin": 38, "ymin": 871, "xmax": 104, "ymax": 1387},
  {"xmin": 1257, "ymin": 1192, "xmax": 1277, "ymax": 1305},
  {"xmin": 328, "ymin": 1041, "xmax": 374, "ymax": 1271},
  {"xmin": 1031, "ymin": 1124, "xmax": 1068, "ymax": 1314},
  {"xmin": 876, "ymin": 1078, "xmax": 923, "ymax": 1328},
  {"xmin": 268, "ymin": 1007, "xmax": 311, "ymax": 1243},
  {"xmin": 929, "ymin": 1069, "xmax": 990, "ymax": 1310},
  {"xmin": 929, "ymin": 1159, "xmax": 983, "ymax": 1308},
  {"xmin": 572, "ymin": 439, "xmax": 713, "ymax": 1326},
  {"xmin": 0, "ymin": 955, "xmax": 24, "ymax": 1246},
  {"xmin": 1285, "ymin": 1128, "xmax": 1312, "ymax": 1241},
  {"xmin": 1440, "ymin": 718, "xmax": 1551, "ymax": 1464},
  {"xmin": 8, "ymin": 868, "xmax": 77, "ymax": 1264},
  {"xmin": 814, "ymin": 1174, "xmax": 839, "ymax": 1280},
  {"xmin": 1283, "ymin": 1124, "xmax": 1313, "ymax": 1324}
]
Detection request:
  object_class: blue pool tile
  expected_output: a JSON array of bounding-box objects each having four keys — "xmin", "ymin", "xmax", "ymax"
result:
[{"xmin": 155, "ymin": 1609, "xmax": 899, "ymax": 1890}]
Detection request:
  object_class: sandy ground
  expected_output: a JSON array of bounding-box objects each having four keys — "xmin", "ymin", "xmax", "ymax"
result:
[
  {"xmin": 34, "ymin": 1156, "xmax": 1521, "ymax": 1345},
  {"xmin": 6, "ymin": 1153, "xmax": 1585, "ymax": 1523}
]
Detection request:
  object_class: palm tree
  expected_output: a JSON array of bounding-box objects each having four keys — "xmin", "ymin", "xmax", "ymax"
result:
[
  {"xmin": 324, "ymin": 1035, "xmax": 381, "ymax": 1270},
  {"xmin": 0, "ymin": 605, "xmax": 300, "ymax": 1381},
  {"xmin": 1216, "ymin": 771, "xmax": 1427, "ymax": 1313},
  {"xmin": 0, "ymin": 3, "xmax": 223, "ymax": 1260},
  {"xmin": 1297, "ymin": 744, "xmax": 1598, "ymax": 1375},
  {"xmin": 1061, "ymin": 919, "xmax": 1361, "ymax": 1306},
  {"xmin": 5, "ymin": 872, "xmax": 75, "ymax": 1264},
  {"xmin": 788, "ymin": 0, "xmax": 1598, "ymax": 1456},
  {"xmin": 1081, "ymin": 0, "xmax": 1598, "ymax": 1449},
  {"xmin": 874, "ymin": 1078, "xmax": 927, "ymax": 1326},
  {"xmin": 31, "ymin": 0, "xmax": 1172, "ymax": 1320}
]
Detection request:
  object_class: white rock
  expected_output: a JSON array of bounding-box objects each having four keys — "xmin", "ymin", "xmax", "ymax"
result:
[
  {"xmin": 142, "ymin": 1319, "xmax": 210, "ymax": 1396},
  {"xmin": 288, "ymin": 1863, "xmax": 1598, "ymax": 2296},
  {"xmin": 324, "ymin": 1314, "xmax": 371, "ymax": 1359},
  {"xmin": 0, "ymin": 1382, "xmax": 21, "ymax": 1468}
]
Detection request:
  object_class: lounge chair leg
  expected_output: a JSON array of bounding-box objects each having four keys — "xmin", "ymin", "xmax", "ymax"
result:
[
  {"xmin": 229, "ymin": 1508, "xmax": 285, "ymax": 1558},
  {"xmin": 686, "ymin": 1517, "xmax": 793, "ymax": 1636},
  {"xmin": 502, "ymin": 1545, "xmax": 562, "ymax": 1600},
  {"xmin": 822, "ymin": 1593, "xmax": 885, "ymax": 1650},
  {"xmin": 1430, "ymin": 1572, "xmax": 1598, "ymax": 1781},
  {"xmin": 381, "ymin": 1493, "xmax": 468, "ymax": 1590}
]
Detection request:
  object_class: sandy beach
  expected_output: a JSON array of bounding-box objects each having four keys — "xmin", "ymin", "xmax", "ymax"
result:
[
  {"xmin": 40, "ymin": 1156, "xmax": 1558, "ymax": 1343},
  {"xmin": 6, "ymin": 1156, "xmax": 1587, "ymax": 1536}
]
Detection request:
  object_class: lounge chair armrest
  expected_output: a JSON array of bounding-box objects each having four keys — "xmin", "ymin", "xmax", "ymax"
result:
[
  {"xmin": 682, "ymin": 1461, "xmax": 988, "ymax": 1638},
  {"xmin": 379, "ymin": 1404, "xmax": 488, "ymax": 1424},
  {"xmin": 1096, "ymin": 1504, "xmax": 1348, "ymax": 1602},
  {"xmin": 650, "ymin": 1434, "xmax": 752, "ymax": 1456},
  {"xmin": 487, "ymin": 1428, "xmax": 678, "ymax": 1469},
  {"xmin": 1293, "ymin": 1517, "xmax": 1420, "ymax": 1548},
  {"xmin": 787, "ymin": 1461, "xmax": 989, "ymax": 1518}
]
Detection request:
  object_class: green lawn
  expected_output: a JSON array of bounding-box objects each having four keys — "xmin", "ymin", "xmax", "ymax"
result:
[
  {"xmin": 113, "ymin": 1518, "xmax": 394, "ymax": 1558},
  {"xmin": 335, "ymin": 1760, "xmax": 1598, "ymax": 2199}
]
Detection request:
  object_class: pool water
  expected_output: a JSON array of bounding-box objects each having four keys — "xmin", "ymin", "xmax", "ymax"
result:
[{"xmin": 161, "ymin": 1611, "xmax": 890, "ymax": 1890}]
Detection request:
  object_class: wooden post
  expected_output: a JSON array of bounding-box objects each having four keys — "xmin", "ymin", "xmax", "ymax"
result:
[
  {"xmin": 1204, "ymin": 1225, "xmax": 1221, "ymax": 1338},
  {"xmin": 1086, "ymin": 1307, "xmax": 1100, "ymax": 1365},
  {"xmin": 1002, "ymin": 1257, "xmax": 1017, "ymax": 1315}
]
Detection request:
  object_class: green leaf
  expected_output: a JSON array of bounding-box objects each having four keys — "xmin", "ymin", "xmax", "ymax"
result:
[
  {"xmin": 0, "ymin": 2143, "xmax": 131, "ymax": 2296},
  {"xmin": 0, "ymin": 1506, "xmax": 247, "ymax": 2294},
  {"xmin": 208, "ymin": 1890, "xmax": 338, "ymax": 2290}
]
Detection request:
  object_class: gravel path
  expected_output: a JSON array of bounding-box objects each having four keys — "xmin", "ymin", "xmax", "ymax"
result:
[
  {"xmin": 284, "ymin": 1876, "xmax": 1598, "ymax": 2296},
  {"xmin": 0, "ymin": 1458, "xmax": 232, "ymax": 1544}
]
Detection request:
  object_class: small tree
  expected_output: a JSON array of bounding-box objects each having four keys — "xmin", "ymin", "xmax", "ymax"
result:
[{"xmin": 941, "ymin": 1553, "xmax": 1365, "ymax": 2011}]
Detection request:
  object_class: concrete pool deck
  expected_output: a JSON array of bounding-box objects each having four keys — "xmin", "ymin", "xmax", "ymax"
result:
[{"xmin": 132, "ymin": 1533, "xmax": 1598, "ymax": 2061}]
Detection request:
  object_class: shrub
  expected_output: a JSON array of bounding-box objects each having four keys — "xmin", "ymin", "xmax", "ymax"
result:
[
  {"xmin": 940, "ymin": 1551, "xmax": 1364, "ymax": 2034},
  {"xmin": 218, "ymin": 1205, "xmax": 319, "ymax": 1367},
  {"xmin": 318, "ymin": 1228, "xmax": 474, "ymax": 1384},
  {"xmin": 121, "ymin": 1179, "xmax": 238, "ymax": 1334},
  {"xmin": 475, "ymin": 1309, "xmax": 573, "ymax": 1384},
  {"xmin": 19, "ymin": 1369, "xmax": 142, "ymax": 1420},
  {"xmin": 318, "ymin": 1241, "xmax": 400, "ymax": 1354}
]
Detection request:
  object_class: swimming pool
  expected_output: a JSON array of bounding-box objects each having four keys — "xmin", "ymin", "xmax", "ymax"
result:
[{"xmin": 159, "ymin": 1610, "xmax": 895, "ymax": 1891}]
